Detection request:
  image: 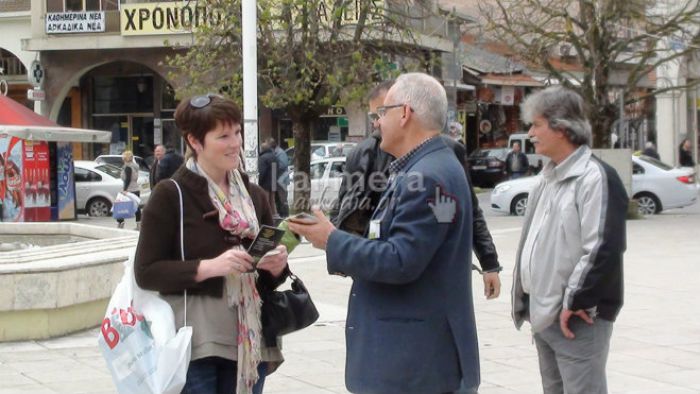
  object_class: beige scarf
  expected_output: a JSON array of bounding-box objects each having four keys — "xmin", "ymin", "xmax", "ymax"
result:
[{"xmin": 186, "ymin": 158, "xmax": 262, "ymax": 394}]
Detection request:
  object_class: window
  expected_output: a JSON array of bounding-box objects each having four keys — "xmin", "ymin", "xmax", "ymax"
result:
[
  {"xmin": 45, "ymin": 0, "xmax": 117, "ymax": 14},
  {"xmin": 329, "ymin": 161, "xmax": 345, "ymax": 178},
  {"xmin": 310, "ymin": 162, "xmax": 327, "ymax": 180},
  {"xmin": 74, "ymin": 168, "xmax": 102, "ymax": 182},
  {"xmin": 632, "ymin": 163, "xmax": 644, "ymax": 175},
  {"xmin": 96, "ymin": 164, "xmax": 122, "ymax": 178},
  {"xmin": 312, "ymin": 145, "xmax": 326, "ymax": 158}
]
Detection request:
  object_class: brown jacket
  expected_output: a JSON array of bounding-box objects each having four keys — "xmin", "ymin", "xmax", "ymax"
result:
[{"xmin": 134, "ymin": 166, "xmax": 285, "ymax": 295}]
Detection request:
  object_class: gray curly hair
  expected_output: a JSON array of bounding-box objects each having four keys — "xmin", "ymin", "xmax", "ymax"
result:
[{"xmin": 521, "ymin": 86, "xmax": 591, "ymax": 146}]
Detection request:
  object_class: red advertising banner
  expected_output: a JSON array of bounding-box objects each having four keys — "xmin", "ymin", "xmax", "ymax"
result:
[{"xmin": 23, "ymin": 141, "xmax": 51, "ymax": 222}]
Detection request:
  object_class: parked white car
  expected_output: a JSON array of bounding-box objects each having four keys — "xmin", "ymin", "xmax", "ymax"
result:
[
  {"xmin": 74, "ymin": 161, "xmax": 150, "ymax": 217},
  {"xmin": 287, "ymin": 157, "xmax": 346, "ymax": 211},
  {"xmin": 490, "ymin": 155, "xmax": 699, "ymax": 216},
  {"xmin": 95, "ymin": 154, "xmax": 151, "ymax": 184},
  {"xmin": 285, "ymin": 141, "xmax": 356, "ymax": 168}
]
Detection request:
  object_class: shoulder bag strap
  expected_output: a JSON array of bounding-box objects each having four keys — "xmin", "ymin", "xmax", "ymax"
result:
[{"xmin": 169, "ymin": 179, "xmax": 188, "ymax": 326}]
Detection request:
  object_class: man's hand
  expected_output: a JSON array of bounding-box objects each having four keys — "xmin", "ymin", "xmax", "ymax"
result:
[
  {"xmin": 287, "ymin": 208, "xmax": 336, "ymax": 250},
  {"xmin": 428, "ymin": 186, "xmax": 456, "ymax": 223},
  {"xmin": 559, "ymin": 308, "xmax": 594, "ymax": 339},
  {"xmin": 482, "ymin": 272, "xmax": 501, "ymax": 299}
]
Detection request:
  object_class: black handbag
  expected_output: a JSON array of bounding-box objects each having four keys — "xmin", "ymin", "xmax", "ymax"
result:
[{"xmin": 260, "ymin": 270, "xmax": 319, "ymax": 345}]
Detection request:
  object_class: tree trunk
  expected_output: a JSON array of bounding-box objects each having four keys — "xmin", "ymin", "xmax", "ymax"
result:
[{"xmin": 291, "ymin": 117, "xmax": 312, "ymax": 212}]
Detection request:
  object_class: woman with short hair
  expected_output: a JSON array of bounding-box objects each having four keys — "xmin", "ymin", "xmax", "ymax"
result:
[{"xmin": 134, "ymin": 94, "xmax": 289, "ymax": 394}]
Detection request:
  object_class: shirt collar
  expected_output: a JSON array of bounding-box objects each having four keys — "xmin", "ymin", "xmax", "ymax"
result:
[
  {"xmin": 541, "ymin": 145, "xmax": 590, "ymax": 182},
  {"xmin": 388, "ymin": 135, "xmax": 439, "ymax": 174}
]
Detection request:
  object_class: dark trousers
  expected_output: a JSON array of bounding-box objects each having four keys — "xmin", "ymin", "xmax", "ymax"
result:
[
  {"xmin": 274, "ymin": 187, "xmax": 289, "ymax": 217},
  {"xmin": 182, "ymin": 357, "xmax": 267, "ymax": 394}
]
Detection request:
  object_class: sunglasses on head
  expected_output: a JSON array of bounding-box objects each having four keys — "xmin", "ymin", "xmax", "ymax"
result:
[{"xmin": 189, "ymin": 93, "xmax": 224, "ymax": 109}]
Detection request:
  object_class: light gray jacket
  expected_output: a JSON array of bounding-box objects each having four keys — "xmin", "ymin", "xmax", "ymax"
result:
[{"xmin": 511, "ymin": 146, "xmax": 628, "ymax": 333}]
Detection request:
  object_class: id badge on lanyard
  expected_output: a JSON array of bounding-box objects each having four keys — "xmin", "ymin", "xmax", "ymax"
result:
[{"xmin": 369, "ymin": 173, "xmax": 398, "ymax": 240}]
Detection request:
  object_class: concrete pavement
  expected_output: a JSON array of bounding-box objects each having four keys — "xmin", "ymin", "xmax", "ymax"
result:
[{"xmin": 1, "ymin": 199, "xmax": 700, "ymax": 393}]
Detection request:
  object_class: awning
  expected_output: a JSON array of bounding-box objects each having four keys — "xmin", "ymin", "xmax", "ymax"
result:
[
  {"xmin": 479, "ymin": 73, "xmax": 544, "ymax": 87},
  {"xmin": 0, "ymin": 95, "xmax": 110, "ymax": 143},
  {"xmin": 0, "ymin": 125, "xmax": 111, "ymax": 143}
]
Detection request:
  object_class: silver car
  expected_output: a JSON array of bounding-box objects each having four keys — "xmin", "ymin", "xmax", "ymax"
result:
[{"xmin": 74, "ymin": 161, "xmax": 150, "ymax": 217}]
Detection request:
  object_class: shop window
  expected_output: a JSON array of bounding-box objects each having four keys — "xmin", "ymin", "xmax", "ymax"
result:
[{"xmin": 92, "ymin": 76, "xmax": 154, "ymax": 114}]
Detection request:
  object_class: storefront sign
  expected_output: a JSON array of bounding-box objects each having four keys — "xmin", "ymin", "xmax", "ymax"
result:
[
  {"xmin": 271, "ymin": 0, "xmax": 385, "ymax": 29},
  {"xmin": 46, "ymin": 12, "xmax": 105, "ymax": 34},
  {"xmin": 322, "ymin": 106, "xmax": 347, "ymax": 117},
  {"xmin": 120, "ymin": 2, "xmax": 224, "ymax": 36}
]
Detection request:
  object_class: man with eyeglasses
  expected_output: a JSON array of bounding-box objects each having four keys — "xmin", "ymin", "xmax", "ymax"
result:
[
  {"xmin": 289, "ymin": 72, "xmax": 481, "ymax": 394},
  {"xmin": 331, "ymin": 81, "xmax": 502, "ymax": 300},
  {"xmin": 329, "ymin": 81, "xmax": 394, "ymax": 235}
]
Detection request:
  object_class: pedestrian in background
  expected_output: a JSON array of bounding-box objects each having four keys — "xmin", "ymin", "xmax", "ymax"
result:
[
  {"xmin": 155, "ymin": 144, "xmax": 184, "ymax": 184},
  {"xmin": 257, "ymin": 141, "xmax": 278, "ymax": 217},
  {"xmin": 513, "ymin": 86, "xmax": 628, "ymax": 394},
  {"xmin": 642, "ymin": 141, "xmax": 660, "ymax": 160},
  {"xmin": 290, "ymin": 72, "xmax": 481, "ymax": 394},
  {"xmin": 135, "ymin": 94, "xmax": 289, "ymax": 394},
  {"xmin": 267, "ymin": 138, "xmax": 290, "ymax": 217},
  {"xmin": 679, "ymin": 138, "xmax": 695, "ymax": 167},
  {"xmin": 117, "ymin": 150, "xmax": 141, "ymax": 230},
  {"xmin": 150, "ymin": 144, "xmax": 166, "ymax": 189},
  {"xmin": 504, "ymin": 141, "xmax": 529, "ymax": 179}
]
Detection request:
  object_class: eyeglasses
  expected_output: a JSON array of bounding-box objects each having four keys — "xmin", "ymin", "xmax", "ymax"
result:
[
  {"xmin": 189, "ymin": 93, "xmax": 223, "ymax": 109},
  {"xmin": 367, "ymin": 112, "xmax": 379, "ymax": 122},
  {"xmin": 376, "ymin": 103, "xmax": 411, "ymax": 118}
]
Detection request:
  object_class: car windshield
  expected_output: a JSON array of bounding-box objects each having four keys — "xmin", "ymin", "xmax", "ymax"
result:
[
  {"xmin": 97, "ymin": 156, "xmax": 122, "ymax": 166},
  {"xmin": 329, "ymin": 144, "xmax": 355, "ymax": 157},
  {"xmin": 638, "ymin": 155, "xmax": 673, "ymax": 170},
  {"xmin": 95, "ymin": 164, "xmax": 121, "ymax": 178},
  {"xmin": 469, "ymin": 148, "xmax": 509, "ymax": 161}
]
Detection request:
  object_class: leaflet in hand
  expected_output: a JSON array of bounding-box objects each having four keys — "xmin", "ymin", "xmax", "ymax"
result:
[{"xmin": 248, "ymin": 225, "xmax": 286, "ymax": 261}]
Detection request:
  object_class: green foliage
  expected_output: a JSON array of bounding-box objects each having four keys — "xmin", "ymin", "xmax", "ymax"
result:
[{"xmin": 166, "ymin": 0, "xmax": 436, "ymax": 207}]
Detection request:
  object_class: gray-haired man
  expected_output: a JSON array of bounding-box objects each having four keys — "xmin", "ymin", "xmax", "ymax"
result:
[{"xmin": 512, "ymin": 86, "xmax": 628, "ymax": 393}]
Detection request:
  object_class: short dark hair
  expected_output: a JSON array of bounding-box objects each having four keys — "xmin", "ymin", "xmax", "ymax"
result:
[
  {"xmin": 266, "ymin": 137, "xmax": 278, "ymax": 148},
  {"xmin": 368, "ymin": 80, "xmax": 395, "ymax": 102},
  {"xmin": 175, "ymin": 95, "xmax": 242, "ymax": 153}
]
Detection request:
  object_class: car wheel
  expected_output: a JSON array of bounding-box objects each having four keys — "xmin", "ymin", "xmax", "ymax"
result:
[
  {"xmin": 87, "ymin": 197, "xmax": 111, "ymax": 217},
  {"xmin": 510, "ymin": 193, "xmax": 529, "ymax": 216},
  {"xmin": 634, "ymin": 193, "xmax": 661, "ymax": 215}
]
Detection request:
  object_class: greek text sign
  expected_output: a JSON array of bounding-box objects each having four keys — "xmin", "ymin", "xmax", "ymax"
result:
[
  {"xmin": 46, "ymin": 12, "xmax": 105, "ymax": 34},
  {"xmin": 120, "ymin": 2, "xmax": 224, "ymax": 36}
]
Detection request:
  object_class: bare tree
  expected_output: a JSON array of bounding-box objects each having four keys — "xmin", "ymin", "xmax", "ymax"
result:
[
  {"xmin": 478, "ymin": 0, "xmax": 700, "ymax": 147},
  {"xmin": 167, "ymin": 0, "xmax": 442, "ymax": 211}
]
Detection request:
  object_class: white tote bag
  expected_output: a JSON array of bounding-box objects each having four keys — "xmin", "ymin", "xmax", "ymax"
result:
[{"xmin": 99, "ymin": 179, "xmax": 192, "ymax": 394}]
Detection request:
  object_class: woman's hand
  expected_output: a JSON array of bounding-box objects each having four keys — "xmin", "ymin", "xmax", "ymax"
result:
[
  {"xmin": 256, "ymin": 245, "xmax": 288, "ymax": 277},
  {"xmin": 195, "ymin": 249, "xmax": 255, "ymax": 282}
]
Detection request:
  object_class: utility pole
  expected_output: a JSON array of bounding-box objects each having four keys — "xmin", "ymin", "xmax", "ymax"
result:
[{"xmin": 242, "ymin": 0, "xmax": 258, "ymax": 181}]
